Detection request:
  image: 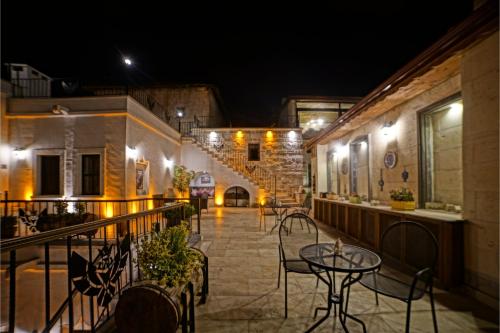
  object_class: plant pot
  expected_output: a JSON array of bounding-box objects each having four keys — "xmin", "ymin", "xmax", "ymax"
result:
[
  {"xmin": 349, "ymin": 197, "xmax": 362, "ymax": 204},
  {"xmin": 1, "ymin": 216, "xmax": 18, "ymax": 239},
  {"xmin": 391, "ymin": 201, "xmax": 416, "ymax": 210}
]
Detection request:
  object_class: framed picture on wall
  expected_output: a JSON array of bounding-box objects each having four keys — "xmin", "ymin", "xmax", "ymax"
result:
[{"xmin": 136, "ymin": 161, "xmax": 149, "ymax": 195}]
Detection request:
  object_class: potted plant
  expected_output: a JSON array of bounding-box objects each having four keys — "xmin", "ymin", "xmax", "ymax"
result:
[
  {"xmin": 136, "ymin": 222, "xmax": 204, "ymax": 288},
  {"xmin": 172, "ymin": 165, "xmax": 195, "ymax": 198},
  {"xmin": 390, "ymin": 187, "xmax": 416, "ymax": 210},
  {"xmin": 349, "ymin": 193, "xmax": 362, "ymax": 204},
  {"xmin": 1, "ymin": 216, "xmax": 18, "ymax": 239}
]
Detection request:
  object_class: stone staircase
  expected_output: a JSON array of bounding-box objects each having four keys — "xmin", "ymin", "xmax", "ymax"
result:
[{"xmin": 184, "ymin": 134, "xmax": 298, "ymax": 203}]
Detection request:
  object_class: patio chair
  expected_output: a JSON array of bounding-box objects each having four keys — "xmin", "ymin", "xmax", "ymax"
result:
[
  {"xmin": 259, "ymin": 197, "xmax": 277, "ymax": 232},
  {"xmin": 292, "ymin": 194, "xmax": 312, "ymax": 216},
  {"xmin": 359, "ymin": 221, "xmax": 439, "ymax": 333},
  {"xmin": 278, "ymin": 212, "xmax": 321, "ymax": 317}
]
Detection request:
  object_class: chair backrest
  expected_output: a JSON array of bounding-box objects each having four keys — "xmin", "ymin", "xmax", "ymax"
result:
[
  {"xmin": 381, "ymin": 221, "xmax": 438, "ymax": 284},
  {"xmin": 279, "ymin": 213, "xmax": 318, "ymax": 263}
]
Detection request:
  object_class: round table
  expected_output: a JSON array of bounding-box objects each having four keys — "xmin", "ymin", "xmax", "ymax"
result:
[{"xmin": 299, "ymin": 243, "xmax": 381, "ymax": 333}]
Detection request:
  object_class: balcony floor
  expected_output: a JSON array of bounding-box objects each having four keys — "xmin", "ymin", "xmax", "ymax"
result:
[{"xmin": 195, "ymin": 207, "xmax": 498, "ymax": 332}]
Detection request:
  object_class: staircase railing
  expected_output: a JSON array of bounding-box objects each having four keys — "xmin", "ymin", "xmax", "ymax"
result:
[{"xmin": 191, "ymin": 128, "xmax": 277, "ymax": 194}]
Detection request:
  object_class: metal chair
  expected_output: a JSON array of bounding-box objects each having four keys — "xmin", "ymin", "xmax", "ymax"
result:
[
  {"xmin": 292, "ymin": 194, "xmax": 312, "ymax": 216},
  {"xmin": 278, "ymin": 212, "xmax": 321, "ymax": 317},
  {"xmin": 259, "ymin": 198, "xmax": 277, "ymax": 232},
  {"xmin": 359, "ymin": 221, "xmax": 439, "ymax": 333}
]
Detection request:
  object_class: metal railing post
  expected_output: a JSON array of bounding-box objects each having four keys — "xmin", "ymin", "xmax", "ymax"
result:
[{"xmin": 8, "ymin": 250, "xmax": 16, "ymax": 333}]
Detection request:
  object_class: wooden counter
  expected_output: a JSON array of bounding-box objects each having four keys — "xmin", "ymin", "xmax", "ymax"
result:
[{"xmin": 313, "ymin": 198, "xmax": 464, "ymax": 288}]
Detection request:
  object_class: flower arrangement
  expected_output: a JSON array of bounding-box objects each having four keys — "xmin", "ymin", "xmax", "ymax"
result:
[
  {"xmin": 389, "ymin": 188, "xmax": 414, "ymax": 201},
  {"xmin": 137, "ymin": 222, "xmax": 204, "ymax": 288},
  {"xmin": 389, "ymin": 188, "xmax": 415, "ymax": 210}
]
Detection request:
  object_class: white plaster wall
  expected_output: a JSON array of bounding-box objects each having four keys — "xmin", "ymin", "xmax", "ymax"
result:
[
  {"xmin": 180, "ymin": 141, "xmax": 261, "ymax": 206},
  {"xmin": 125, "ymin": 112, "xmax": 181, "ymax": 198},
  {"xmin": 316, "ymin": 144, "xmax": 328, "ymax": 194},
  {"xmin": 7, "ymin": 115, "xmax": 127, "ymax": 199}
]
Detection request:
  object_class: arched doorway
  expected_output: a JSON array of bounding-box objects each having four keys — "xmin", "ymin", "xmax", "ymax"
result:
[{"xmin": 224, "ymin": 186, "xmax": 250, "ymax": 207}]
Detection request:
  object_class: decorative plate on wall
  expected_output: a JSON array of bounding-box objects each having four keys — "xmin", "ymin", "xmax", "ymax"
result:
[
  {"xmin": 384, "ymin": 151, "xmax": 397, "ymax": 169},
  {"xmin": 341, "ymin": 158, "xmax": 349, "ymax": 175}
]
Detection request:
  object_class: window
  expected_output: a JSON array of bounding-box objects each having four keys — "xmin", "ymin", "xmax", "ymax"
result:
[
  {"xmin": 40, "ymin": 156, "xmax": 60, "ymax": 195},
  {"xmin": 248, "ymin": 143, "xmax": 260, "ymax": 161},
  {"xmin": 82, "ymin": 155, "xmax": 100, "ymax": 195},
  {"xmin": 419, "ymin": 96, "xmax": 463, "ymax": 208}
]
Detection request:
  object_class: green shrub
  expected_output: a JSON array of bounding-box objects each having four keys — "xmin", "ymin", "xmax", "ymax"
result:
[{"xmin": 137, "ymin": 222, "xmax": 203, "ymax": 288}]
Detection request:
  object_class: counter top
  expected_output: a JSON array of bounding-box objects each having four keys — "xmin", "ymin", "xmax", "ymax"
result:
[{"xmin": 314, "ymin": 197, "xmax": 463, "ymax": 222}]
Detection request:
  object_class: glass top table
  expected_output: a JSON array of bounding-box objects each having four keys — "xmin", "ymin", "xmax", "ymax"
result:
[{"xmin": 299, "ymin": 243, "xmax": 382, "ymax": 333}]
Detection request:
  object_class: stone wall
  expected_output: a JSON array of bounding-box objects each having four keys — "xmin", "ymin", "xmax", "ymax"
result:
[
  {"xmin": 461, "ymin": 32, "xmax": 499, "ymax": 305},
  {"xmin": 181, "ymin": 141, "xmax": 262, "ymax": 206},
  {"xmin": 145, "ymin": 86, "xmax": 225, "ymax": 127},
  {"xmin": 194, "ymin": 128, "xmax": 304, "ymax": 196},
  {"xmin": 320, "ymin": 74, "xmax": 461, "ymax": 203}
]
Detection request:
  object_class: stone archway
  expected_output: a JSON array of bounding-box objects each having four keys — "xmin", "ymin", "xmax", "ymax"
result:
[{"xmin": 224, "ymin": 186, "xmax": 250, "ymax": 207}]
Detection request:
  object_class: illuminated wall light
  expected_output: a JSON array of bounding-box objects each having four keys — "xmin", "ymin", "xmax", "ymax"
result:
[
  {"xmin": 381, "ymin": 121, "xmax": 394, "ymax": 137},
  {"xmin": 209, "ymin": 131, "xmax": 218, "ymax": 140},
  {"xmin": 105, "ymin": 205, "xmax": 114, "ymax": 218},
  {"xmin": 13, "ymin": 148, "xmax": 27, "ymax": 159},
  {"xmin": 236, "ymin": 130, "xmax": 244, "ymax": 139},
  {"xmin": 336, "ymin": 144, "xmax": 349, "ymax": 157},
  {"xmin": 126, "ymin": 146, "xmax": 138, "ymax": 160},
  {"xmin": 448, "ymin": 102, "xmax": 463, "ymax": 118},
  {"xmin": 164, "ymin": 157, "xmax": 174, "ymax": 169},
  {"xmin": 287, "ymin": 131, "xmax": 297, "ymax": 141},
  {"xmin": 266, "ymin": 130, "xmax": 273, "ymax": 140},
  {"xmin": 24, "ymin": 188, "xmax": 33, "ymax": 201},
  {"xmin": 360, "ymin": 141, "xmax": 367, "ymax": 149},
  {"xmin": 215, "ymin": 194, "xmax": 224, "ymax": 206}
]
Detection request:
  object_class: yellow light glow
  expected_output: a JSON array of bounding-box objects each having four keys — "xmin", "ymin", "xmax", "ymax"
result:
[
  {"xmin": 215, "ymin": 195, "xmax": 224, "ymax": 206},
  {"xmin": 236, "ymin": 130, "xmax": 244, "ymax": 139},
  {"xmin": 216, "ymin": 207, "xmax": 223, "ymax": 219},
  {"xmin": 105, "ymin": 205, "xmax": 114, "ymax": 218},
  {"xmin": 24, "ymin": 188, "xmax": 33, "ymax": 201},
  {"xmin": 130, "ymin": 202, "xmax": 138, "ymax": 214},
  {"xmin": 266, "ymin": 130, "xmax": 273, "ymax": 139},
  {"xmin": 147, "ymin": 199, "xmax": 154, "ymax": 210},
  {"xmin": 105, "ymin": 225, "xmax": 115, "ymax": 238},
  {"xmin": 260, "ymin": 199, "xmax": 266, "ymax": 206}
]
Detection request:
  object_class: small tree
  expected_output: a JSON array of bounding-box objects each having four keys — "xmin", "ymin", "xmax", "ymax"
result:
[{"xmin": 172, "ymin": 165, "xmax": 195, "ymax": 197}]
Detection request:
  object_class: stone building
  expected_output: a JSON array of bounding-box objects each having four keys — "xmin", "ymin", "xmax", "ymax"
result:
[{"xmin": 308, "ymin": 2, "xmax": 498, "ymax": 308}]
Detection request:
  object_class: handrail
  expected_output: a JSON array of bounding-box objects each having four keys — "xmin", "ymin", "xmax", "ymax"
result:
[{"xmin": 0, "ymin": 203, "xmax": 184, "ymax": 253}]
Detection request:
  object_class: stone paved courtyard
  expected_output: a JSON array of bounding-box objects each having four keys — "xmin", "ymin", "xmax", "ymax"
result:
[{"xmin": 195, "ymin": 207, "xmax": 498, "ymax": 333}]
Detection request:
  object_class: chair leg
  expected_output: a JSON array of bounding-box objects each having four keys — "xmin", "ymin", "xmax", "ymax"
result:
[
  {"xmin": 259, "ymin": 214, "xmax": 262, "ymax": 231},
  {"xmin": 277, "ymin": 247, "xmax": 281, "ymax": 289},
  {"xmin": 429, "ymin": 285, "xmax": 438, "ymax": 333},
  {"xmin": 285, "ymin": 270, "xmax": 288, "ymax": 318},
  {"xmin": 372, "ymin": 273, "xmax": 379, "ymax": 306},
  {"xmin": 405, "ymin": 301, "xmax": 412, "ymax": 333}
]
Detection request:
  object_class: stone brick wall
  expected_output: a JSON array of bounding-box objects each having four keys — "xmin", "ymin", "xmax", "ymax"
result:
[
  {"xmin": 194, "ymin": 128, "xmax": 304, "ymax": 196},
  {"xmin": 319, "ymin": 74, "xmax": 461, "ymax": 203},
  {"xmin": 461, "ymin": 32, "xmax": 499, "ymax": 305}
]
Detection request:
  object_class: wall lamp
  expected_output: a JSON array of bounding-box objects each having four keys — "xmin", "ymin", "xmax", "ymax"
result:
[
  {"xmin": 126, "ymin": 146, "xmax": 138, "ymax": 160},
  {"xmin": 381, "ymin": 121, "xmax": 394, "ymax": 136},
  {"xmin": 13, "ymin": 148, "xmax": 27, "ymax": 160}
]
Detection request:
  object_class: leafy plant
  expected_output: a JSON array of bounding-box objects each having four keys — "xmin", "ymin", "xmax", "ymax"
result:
[
  {"xmin": 172, "ymin": 165, "xmax": 195, "ymax": 197},
  {"xmin": 75, "ymin": 202, "xmax": 86, "ymax": 216},
  {"xmin": 137, "ymin": 222, "xmax": 203, "ymax": 288},
  {"xmin": 390, "ymin": 188, "xmax": 414, "ymax": 202},
  {"xmin": 184, "ymin": 204, "xmax": 197, "ymax": 219},
  {"xmin": 54, "ymin": 201, "xmax": 68, "ymax": 216}
]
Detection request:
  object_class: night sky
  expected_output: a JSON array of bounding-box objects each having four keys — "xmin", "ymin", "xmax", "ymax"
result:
[{"xmin": 2, "ymin": 1, "xmax": 473, "ymax": 126}]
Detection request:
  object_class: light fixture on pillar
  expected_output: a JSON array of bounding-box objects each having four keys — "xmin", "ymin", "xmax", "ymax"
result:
[
  {"xmin": 13, "ymin": 148, "xmax": 27, "ymax": 160},
  {"xmin": 126, "ymin": 146, "xmax": 138, "ymax": 161}
]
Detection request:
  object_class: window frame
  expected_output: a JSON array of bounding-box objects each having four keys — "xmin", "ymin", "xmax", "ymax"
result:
[
  {"xmin": 247, "ymin": 143, "xmax": 260, "ymax": 161},
  {"xmin": 417, "ymin": 93, "xmax": 462, "ymax": 208},
  {"xmin": 81, "ymin": 154, "xmax": 101, "ymax": 195},
  {"xmin": 33, "ymin": 149, "xmax": 65, "ymax": 198},
  {"xmin": 74, "ymin": 148, "xmax": 105, "ymax": 197}
]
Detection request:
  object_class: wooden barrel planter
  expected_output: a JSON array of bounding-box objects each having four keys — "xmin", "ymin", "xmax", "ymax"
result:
[
  {"xmin": 115, "ymin": 252, "xmax": 208, "ymax": 333},
  {"xmin": 115, "ymin": 281, "xmax": 189, "ymax": 333}
]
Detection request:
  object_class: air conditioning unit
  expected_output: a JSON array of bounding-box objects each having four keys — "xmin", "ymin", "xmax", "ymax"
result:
[{"xmin": 52, "ymin": 104, "xmax": 69, "ymax": 115}]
